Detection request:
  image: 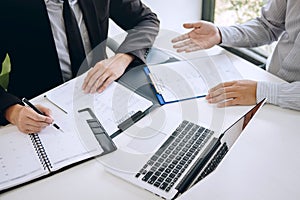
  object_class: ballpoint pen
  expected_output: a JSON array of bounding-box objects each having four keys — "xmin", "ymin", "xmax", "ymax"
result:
[
  {"xmin": 44, "ymin": 95, "xmax": 68, "ymax": 114},
  {"xmin": 22, "ymin": 97, "xmax": 64, "ymax": 133}
]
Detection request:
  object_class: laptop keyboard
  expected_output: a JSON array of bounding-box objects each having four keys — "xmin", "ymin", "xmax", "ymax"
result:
[
  {"xmin": 135, "ymin": 120, "xmax": 214, "ymax": 192},
  {"xmin": 196, "ymin": 142, "xmax": 228, "ymax": 182}
]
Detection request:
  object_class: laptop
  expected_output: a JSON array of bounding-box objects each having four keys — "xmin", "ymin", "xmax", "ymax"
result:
[{"xmin": 104, "ymin": 98, "xmax": 266, "ymax": 199}]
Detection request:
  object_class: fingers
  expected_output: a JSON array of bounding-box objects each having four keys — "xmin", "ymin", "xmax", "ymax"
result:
[
  {"xmin": 181, "ymin": 44, "xmax": 204, "ymax": 53},
  {"xmin": 207, "ymin": 91, "xmax": 237, "ymax": 104},
  {"xmin": 171, "ymin": 22, "xmax": 203, "ymax": 43},
  {"xmin": 208, "ymin": 81, "xmax": 236, "ymax": 93},
  {"xmin": 172, "ymin": 21, "xmax": 221, "ymax": 52},
  {"xmin": 35, "ymin": 105, "xmax": 53, "ymax": 120},
  {"xmin": 173, "ymin": 40, "xmax": 194, "ymax": 52},
  {"xmin": 82, "ymin": 63, "xmax": 107, "ymax": 93},
  {"xmin": 171, "ymin": 33, "xmax": 189, "ymax": 43},
  {"xmin": 96, "ymin": 76, "xmax": 115, "ymax": 93},
  {"xmin": 172, "ymin": 38, "xmax": 205, "ymax": 53},
  {"xmin": 26, "ymin": 110, "xmax": 52, "ymax": 124},
  {"xmin": 215, "ymin": 98, "xmax": 239, "ymax": 108},
  {"xmin": 183, "ymin": 22, "xmax": 202, "ymax": 29},
  {"xmin": 205, "ymin": 80, "xmax": 257, "ymax": 107},
  {"xmin": 171, "ymin": 22, "xmax": 202, "ymax": 43},
  {"xmin": 22, "ymin": 123, "xmax": 49, "ymax": 134},
  {"xmin": 206, "ymin": 81, "xmax": 237, "ymax": 103},
  {"xmin": 82, "ymin": 64, "xmax": 115, "ymax": 93},
  {"xmin": 82, "ymin": 54, "xmax": 129, "ymax": 94},
  {"xmin": 172, "ymin": 39, "xmax": 192, "ymax": 48},
  {"xmin": 17, "ymin": 106, "xmax": 53, "ymax": 134}
]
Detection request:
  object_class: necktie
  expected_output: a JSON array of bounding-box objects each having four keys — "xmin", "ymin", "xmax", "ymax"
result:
[{"xmin": 63, "ymin": 0, "xmax": 86, "ymax": 77}]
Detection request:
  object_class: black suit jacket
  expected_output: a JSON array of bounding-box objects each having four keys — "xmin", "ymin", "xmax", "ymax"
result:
[{"xmin": 0, "ymin": 0, "xmax": 159, "ymax": 125}]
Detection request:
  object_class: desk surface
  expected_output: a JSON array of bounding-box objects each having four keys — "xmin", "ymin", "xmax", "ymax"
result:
[
  {"xmin": 1, "ymin": 41, "xmax": 300, "ymax": 200},
  {"xmin": 178, "ymin": 104, "xmax": 300, "ymax": 200}
]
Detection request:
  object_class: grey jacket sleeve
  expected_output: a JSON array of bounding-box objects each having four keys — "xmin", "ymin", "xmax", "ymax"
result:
[
  {"xmin": 218, "ymin": 0, "xmax": 285, "ymax": 48},
  {"xmin": 109, "ymin": 0, "xmax": 160, "ymax": 63}
]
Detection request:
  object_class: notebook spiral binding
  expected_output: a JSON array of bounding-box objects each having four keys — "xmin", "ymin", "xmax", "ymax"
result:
[{"xmin": 29, "ymin": 133, "xmax": 52, "ymax": 171}]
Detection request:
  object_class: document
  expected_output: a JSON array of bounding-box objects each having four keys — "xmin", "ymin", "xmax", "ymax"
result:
[
  {"xmin": 45, "ymin": 74, "xmax": 153, "ymax": 135},
  {"xmin": 144, "ymin": 53, "xmax": 242, "ymax": 104}
]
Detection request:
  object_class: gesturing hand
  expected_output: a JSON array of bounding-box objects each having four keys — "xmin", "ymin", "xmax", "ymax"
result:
[
  {"xmin": 5, "ymin": 104, "xmax": 53, "ymax": 134},
  {"xmin": 171, "ymin": 21, "xmax": 221, "ymax": 52},
  {"xmin": 82, "ymin": 53, "xmax": 134, "ymax": 93},
  {"xmin": 205, "ymin": 80, "xmax": 257, "ymax": 107}
]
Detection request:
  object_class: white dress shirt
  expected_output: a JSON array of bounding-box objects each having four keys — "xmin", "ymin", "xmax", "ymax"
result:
[{"xmin": 44, "ymin": 0, "xmax": 92, "ymax": 81}]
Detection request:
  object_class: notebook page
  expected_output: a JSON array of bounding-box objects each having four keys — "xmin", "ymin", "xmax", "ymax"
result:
[
  {"xmin": 0, "ymin": 127, "xmax": 47, "ymax": 191},
  {"xmin": 36, "ymin": 100, "xmax": 103, "ymax": 171}
]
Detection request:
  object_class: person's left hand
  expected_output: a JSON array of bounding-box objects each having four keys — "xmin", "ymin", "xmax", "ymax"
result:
[
  {"xmin": 205, "ymin": 80, "xmax": 257, "ymax": 107},
  {"xmin": 82, "ymin": 53, "xmax": 134, "ymax": 93}
]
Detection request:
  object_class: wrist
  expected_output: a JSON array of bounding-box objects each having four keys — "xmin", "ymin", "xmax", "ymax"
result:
[
  {"xmin": 216, "ymin": 27, "xmax": 222, "ymax": 44},
  {"xmin": 4, "ymin": 104, "xmax": 23, "ymax": 125},
  {"xmin": 116, "ymin": 53, "xmax": 135, "ymax": 65}
]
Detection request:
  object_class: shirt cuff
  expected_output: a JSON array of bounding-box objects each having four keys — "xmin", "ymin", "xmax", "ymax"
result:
[{"xmin": 256, "ymin": 81, "xmax": 278, "ymax": 105}]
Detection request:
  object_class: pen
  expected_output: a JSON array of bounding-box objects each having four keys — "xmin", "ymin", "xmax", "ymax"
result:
[
  {"xmin": 44, "ymin": 95, "xmax": 68, "ymax": 114},
  {"xmin": 22, "ymin": 98, "xmax": 64, "ymax": 133}
]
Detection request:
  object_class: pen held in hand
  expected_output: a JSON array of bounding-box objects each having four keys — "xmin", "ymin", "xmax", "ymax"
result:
[{"xmin": 22, "ymin": 98, "xmax": 64, "ymax": 133}]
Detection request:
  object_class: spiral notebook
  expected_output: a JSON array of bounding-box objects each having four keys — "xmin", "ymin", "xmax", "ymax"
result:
[{"xmin": 0, "ymin": 100, "xmax": 106, "ymax": 193}]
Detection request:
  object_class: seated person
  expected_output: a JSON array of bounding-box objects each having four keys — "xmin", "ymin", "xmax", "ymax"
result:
[
  {"xmin": 0, "ymin": 0, "xmax": 159, "ymax": 133},
  {"xmin": 172, "ymin": 0, "xmax": 300, "ymax": 111}
]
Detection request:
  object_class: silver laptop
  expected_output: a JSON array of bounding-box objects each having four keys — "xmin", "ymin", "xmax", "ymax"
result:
[{"xmin": 105, "ymin": 99, "xmax": 266, "ymax": 199}]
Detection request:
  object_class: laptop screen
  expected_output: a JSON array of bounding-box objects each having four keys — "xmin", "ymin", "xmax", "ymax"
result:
[
  {"xmin": 220, "ymin": 98, "xmax": 266, "ymax": 148},
  {"xmin": 183, "ymin": 98, "xmax": 267, "ymax": 193}
]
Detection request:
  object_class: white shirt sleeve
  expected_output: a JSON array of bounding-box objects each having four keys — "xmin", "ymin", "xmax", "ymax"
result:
[{"xmin": 257, "ymin": 81, "xmax": 300, "ymax": 111}]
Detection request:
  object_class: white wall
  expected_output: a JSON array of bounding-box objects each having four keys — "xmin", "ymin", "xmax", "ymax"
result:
[
  {"xmin": 109, "ymin": 0, "xmax": 202, "ymax": 37},
  {"xmin": 143, "ymin": 0, "xmax": 202, "ymax": 33}
]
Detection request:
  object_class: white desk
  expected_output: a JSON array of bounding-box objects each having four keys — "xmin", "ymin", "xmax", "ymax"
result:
[
  {"xmin": 178, "ymin": 104, "xmax": 300, "ymax": 200},
  {"xmin": 1, "ymin": 44, "xmax": 299, "ymax": 200}
]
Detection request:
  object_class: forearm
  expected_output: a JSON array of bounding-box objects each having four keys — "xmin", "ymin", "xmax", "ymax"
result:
[
  {"xmin": 0, "ymin": 87, "xmax": 23, "ymax": 125},
  {"xmin": 110, "ymin": 0, "xmax": 160, "ymax": 63},
  {"xmin": 218, "ymin": 0, "xmax": 285, "ymax": 48},
  {"xmin": 257, "ymin": 81, "xmax": 300, "ymax": 111},
  {"xmin": 116, "ymin": 25, "xmax": 159, "ymax": 63},
  {"xmin": 218, "ymin": 20, "xmax": 275, "ymax": 48}
]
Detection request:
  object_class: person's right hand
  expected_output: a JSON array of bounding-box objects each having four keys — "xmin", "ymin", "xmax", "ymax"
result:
[
  {"xmin": 171, "ymin": 21, "xmax": 222, "ymax": 52},
  {"xmin": 4, "ymin": 104, "xmax": 53, "ymax": 134}
]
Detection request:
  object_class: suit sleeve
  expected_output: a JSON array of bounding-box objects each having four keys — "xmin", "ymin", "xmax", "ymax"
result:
[
  {"xmin": 109, "ymin": 0, "xmax": 160, "ymax": 64},
  {"xmin": 0, "ymin": 6, "xmax": 23, "ymax": 126}
]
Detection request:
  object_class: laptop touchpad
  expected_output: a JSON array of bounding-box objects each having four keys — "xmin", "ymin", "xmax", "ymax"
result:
[{"xmin": 125, "ymin": 128, "xmax": 167, "ymax": 154}]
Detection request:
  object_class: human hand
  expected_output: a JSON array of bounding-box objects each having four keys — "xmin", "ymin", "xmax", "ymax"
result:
[
  {"xmin": 205, "ymin": 80, "xmax": 257, "ymax": 107},
  {"xmin": 171, "ymin": 21, "xmax": 221, "ymax": 52},
  {"xmin": 5, "ymin": 104, "xmax": 53, "ymax": 134},
  {"xmin": 82, "ymin": 53, "xmax": 134, "ymax": 93}
]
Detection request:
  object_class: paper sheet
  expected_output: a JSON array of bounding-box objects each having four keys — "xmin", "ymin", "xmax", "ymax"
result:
[
  {"xmin": 147, "ymin": 54, "xmax": 242, "ymax": 103},
  {"xmin": 45, "ymin": 75, "xmax": 153, "ymax": 135}
]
